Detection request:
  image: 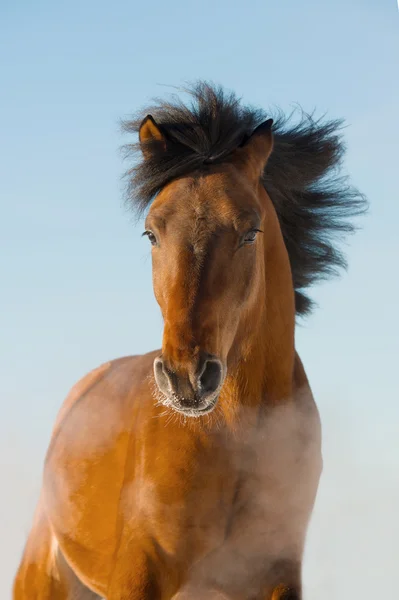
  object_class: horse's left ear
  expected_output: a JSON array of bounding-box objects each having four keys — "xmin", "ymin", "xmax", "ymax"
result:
[
  {"xmin": 139, "ymin": 115, "xmax": 168, "ymax": 159},
  {"xmin": 236, "ymin": 119, "xmax": 274, "ymax": 178}
]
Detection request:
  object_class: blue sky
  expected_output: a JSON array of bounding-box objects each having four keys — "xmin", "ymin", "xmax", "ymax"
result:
[{"xmin": 1, "ymin": 0, "xmax": 398, "ymax": 597}]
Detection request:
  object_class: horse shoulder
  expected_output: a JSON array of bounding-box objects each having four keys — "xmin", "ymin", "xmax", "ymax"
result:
[
  {"xmin": 293, "ymin": 350, "xmax": 323, "ymax": 473},
  {"xmin": 41, "ymin": 351, "xmax": 158, "ymax": 593}
]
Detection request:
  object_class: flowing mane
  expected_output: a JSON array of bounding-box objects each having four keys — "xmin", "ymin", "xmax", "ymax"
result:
[{"xmin": 122, "ymin": 82, "xmax": 367, "ymax": 315}]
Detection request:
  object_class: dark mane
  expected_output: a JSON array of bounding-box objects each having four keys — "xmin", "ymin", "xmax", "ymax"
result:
[{"xmin": 122, "ymin": 82, "xmax": 367, "ymax": 315}]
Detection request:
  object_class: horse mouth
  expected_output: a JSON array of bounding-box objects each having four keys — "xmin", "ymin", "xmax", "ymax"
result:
[{"xmin": 170, "ymin": 395, "xmax": 219, "ymax": 418}]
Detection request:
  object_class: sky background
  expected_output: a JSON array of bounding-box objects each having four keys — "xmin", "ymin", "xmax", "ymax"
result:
[{"xmin": 1, "ymin": 0, "xmax": 398, "ymax": 597}]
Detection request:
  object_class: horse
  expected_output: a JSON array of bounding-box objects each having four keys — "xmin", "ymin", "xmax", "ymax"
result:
[{"xmin": 13, "ymin": 82, "xmax": 366, "ymax": 600}]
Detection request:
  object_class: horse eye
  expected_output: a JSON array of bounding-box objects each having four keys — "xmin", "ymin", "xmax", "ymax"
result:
[
  {"xmin": 243, "ymin": 229, "xmax": 261, "ymax": 244},
  {"xmin": 143, "ymin": 230, "xmax": 157, "ymax": 246}
]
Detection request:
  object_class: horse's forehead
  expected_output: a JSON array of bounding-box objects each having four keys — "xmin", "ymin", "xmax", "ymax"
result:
[{"xmin": 152, "ymin": 171, "xmax": 245, "ymax": 224}]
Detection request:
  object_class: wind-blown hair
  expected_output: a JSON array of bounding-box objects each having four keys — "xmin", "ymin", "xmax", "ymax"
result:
[{"xmin": 122, "ymin": 82, "xmax": 367, "ymax": 315}]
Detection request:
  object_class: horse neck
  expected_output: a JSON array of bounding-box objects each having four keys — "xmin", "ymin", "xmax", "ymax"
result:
[{"xmin": 222, "ymin": 189, "xmax": 296, "ymax": 416}]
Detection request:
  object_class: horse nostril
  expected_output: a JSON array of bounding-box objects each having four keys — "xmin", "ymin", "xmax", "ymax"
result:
[
  {"xmin": 154, "ymin": 358, "xmax": 172, "ymax": 395},
  {"xmin": 154, "ymin": 355, "xmax": 224, "ymax": 406},
  {"xmin": 198, "ymin": 359, "xmax": 223, "ymax": 396}
]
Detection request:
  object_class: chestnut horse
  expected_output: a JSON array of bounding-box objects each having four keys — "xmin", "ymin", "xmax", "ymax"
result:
[{"xmin": 13, "ymin": 83, "xmax": 366, "ymax": 599}]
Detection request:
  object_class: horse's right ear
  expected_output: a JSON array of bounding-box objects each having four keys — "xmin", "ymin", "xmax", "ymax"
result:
[{"xmin": 139, "ymin": 115, "xmax": 167, "ymax": 159}]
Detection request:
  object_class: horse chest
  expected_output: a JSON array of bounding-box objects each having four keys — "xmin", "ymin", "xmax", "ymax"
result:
[
  {"xmin": 137, "ymin": 414, "xmax": 320, "ymax": 564},
  {"xmin": 132, "ymin": 432, "xmax": 290, "ymax": 558},
  {"xmin": 131, "ymin": 443, "xmax": 238, "ymax": 557}
]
